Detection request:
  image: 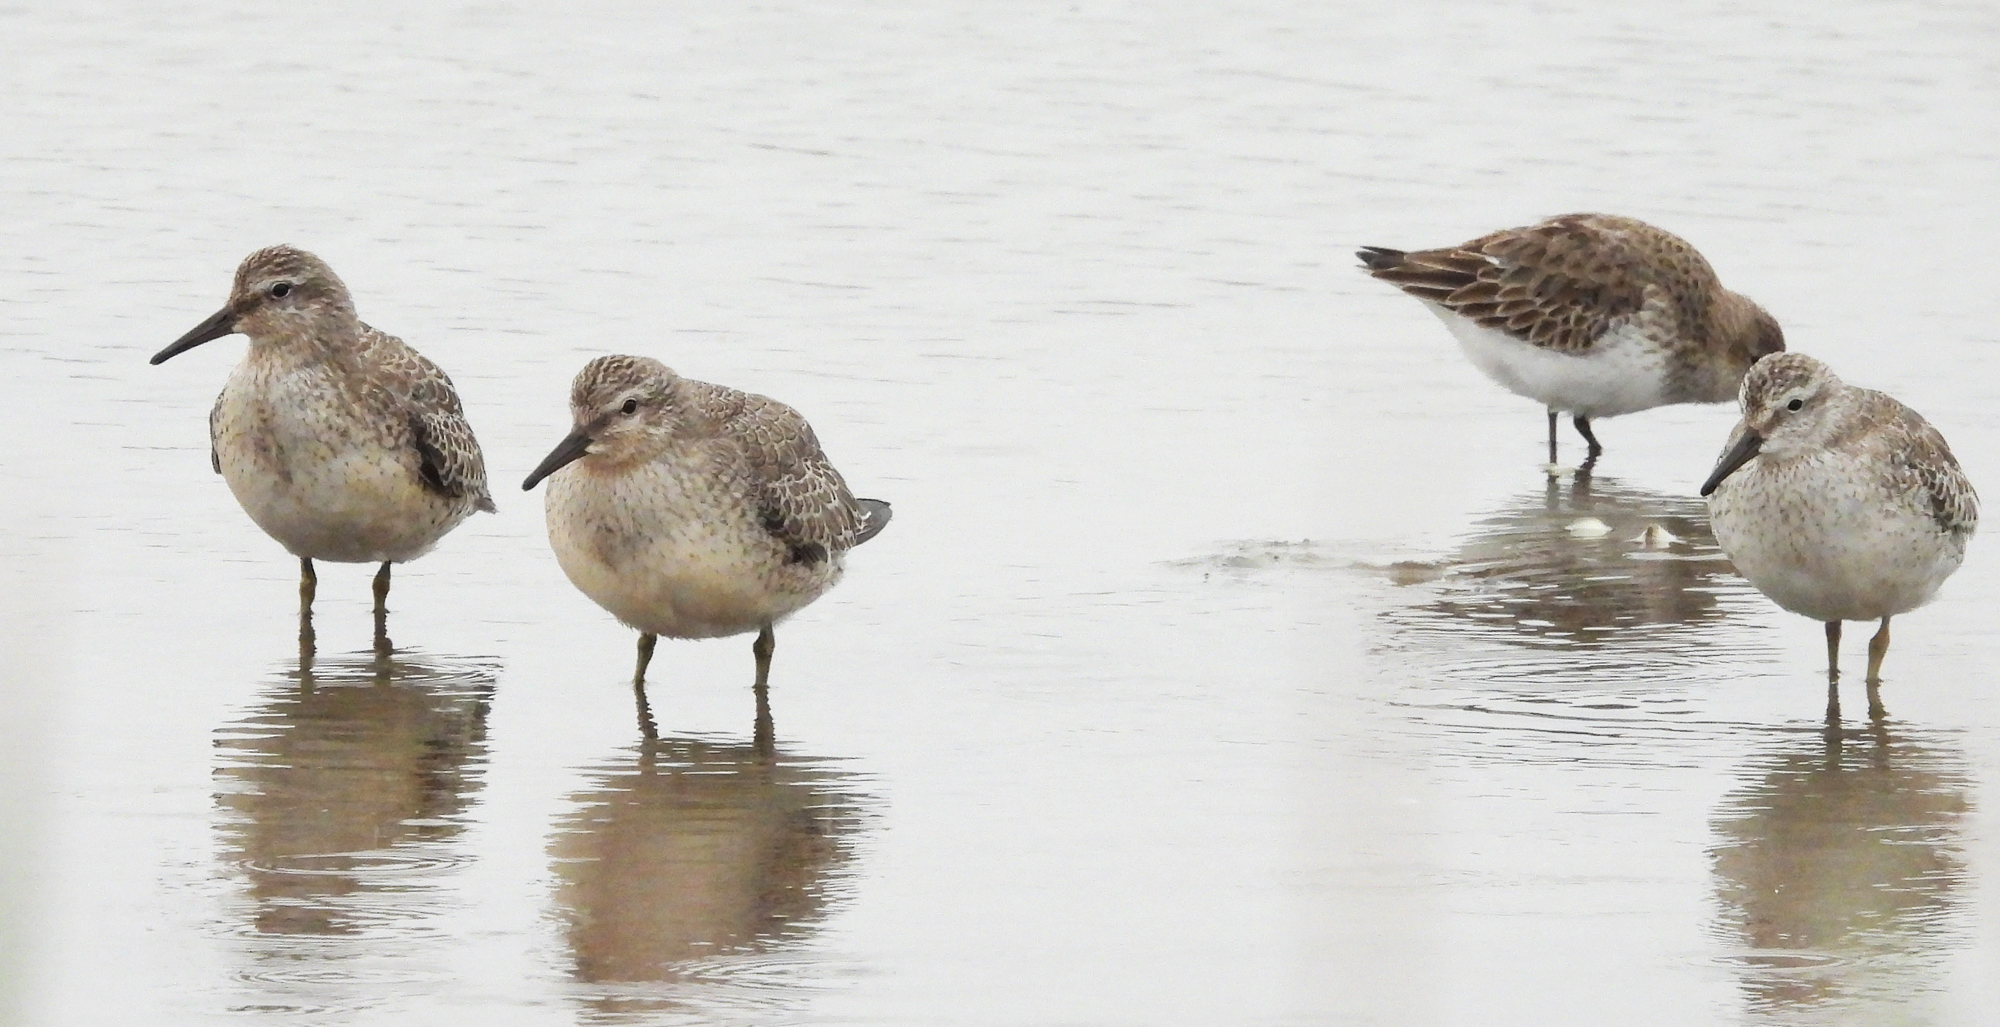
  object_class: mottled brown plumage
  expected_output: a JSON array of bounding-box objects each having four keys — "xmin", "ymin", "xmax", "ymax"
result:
[
  {"xmin": 152, "ymin": 245, "xmax": 493, "ymax": 619},
  {"xmin": 1359, "ymin": 213, "xmax": 1785, "ymax": 463},
  {"xmin": 523, "ymin": 354, "xmax": 889, "ymax": 724},
  {"xmin": 1701, "ymin": 353, "xmax": 1976, "ymax": 697}
]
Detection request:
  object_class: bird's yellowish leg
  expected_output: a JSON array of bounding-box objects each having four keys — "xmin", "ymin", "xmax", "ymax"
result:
[
  {"xmin": 632, "ymin": 632, "xmax": 660, "ymax": 739},
  {"xmin": 634, "ymin": 631, "xmax": 658, "ymax": 685},
  {"xmin": 752, "ymin": 624, "xmax": 775, "ymax": 690},
  {"xmin": 1865, "ymin": 617, "xmax": 1891, "ymax": 683},
  {"xmin": 300, "ymin": 557, "xmax": 317, "ymax": 611},
  {"xmin": 1864, "ymin": 618, "xmax": 1891, "ymax": 724},
  {"xmin": 752, "ymin": 678, "xmax": 775, "ymax": 757}
]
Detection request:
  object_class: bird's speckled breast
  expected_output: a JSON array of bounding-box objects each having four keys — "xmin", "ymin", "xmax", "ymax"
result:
[
  {"xmin": 214, "ymin": 358, "xmax": 473, "ymax": 563},
  {"xmin": 542, "ymin": 450, "xmax": 844, "ymax": 639},
  {"xmin": 1709, "ymin": 450, "xmax": 1968, "ymax": 622}
]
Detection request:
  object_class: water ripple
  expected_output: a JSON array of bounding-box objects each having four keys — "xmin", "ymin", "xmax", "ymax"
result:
[
  {"xmin": 211, "ymin": 648, "xmax": 497, "ymax": 1012},
  {"xmin": 1380, "ymin": 475, "xmax": 1775, "ymax": 688}
]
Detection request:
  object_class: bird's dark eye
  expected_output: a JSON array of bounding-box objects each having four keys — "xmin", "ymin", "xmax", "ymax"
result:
[
  {"xmin": 1786, "ymin": 398, "xmax": 1803, "ymax": 411},
  {"xmin": 270, "ymin": 282, "xmax": 292, "ymax": 298},
  {"xmin": 620, "ymin": 399, "xmax": 639, "ymax": 415}
]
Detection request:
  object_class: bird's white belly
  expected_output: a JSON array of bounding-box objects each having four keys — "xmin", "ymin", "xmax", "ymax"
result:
[
  {"xmin": 1709, "ymin": 466, "xmax": 1965, "ymax": 622},
  {"xmin": 544, "ymin": 473, "xmax": 839, "ymax": 639},
  {"xmin": 214, "ymin": 378, "xmax": 458, "ymax": 563},
  {"xmin": 1427, "ymin": 304, "xmax": 1672, "ymax": 418}
]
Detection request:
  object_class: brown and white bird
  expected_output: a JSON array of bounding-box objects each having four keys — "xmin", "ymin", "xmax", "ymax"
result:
[
  {"xmin": 1701, "ymin": 353, "xmax": 1976, "ymax": 709},
  {"xmin": 1359, "ymin": 214, "xmax": 1785, "ymax": 466},
  {"xmin": 522, "ymin": 355, "xmax": 890, "ymax": 726},
  {"xmin": 151, "ymin": 246, "xmax": 493, "ymax": 619}
]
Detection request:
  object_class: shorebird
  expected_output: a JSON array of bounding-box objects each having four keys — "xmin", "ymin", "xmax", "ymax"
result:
[
  {"xmin": 1359, "ymin": 213, "xmax": 1786, "ymax": 467},
  {"xmin": 1701, "ymin": 353, "xmax": 1977, "ymax": 710},
  {"xmin": 151, "ymin": 246, "xmax": 494, "ymax": 625},
  {"xmin": 521, "ymin": 355, "xmax": 890, "ymax": 729}
]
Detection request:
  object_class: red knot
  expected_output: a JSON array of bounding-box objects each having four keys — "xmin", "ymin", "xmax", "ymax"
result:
[
  {"xmin": 1701, "ymin": 352, "xmax": 1977, "ymax": 714},
  {"xmin": 151, "ymin": 246, "xmax": 494, "ymax": 629},
  {"xmin": 522, "ymin": 354, "xmax": 890, "ymax": 735}
]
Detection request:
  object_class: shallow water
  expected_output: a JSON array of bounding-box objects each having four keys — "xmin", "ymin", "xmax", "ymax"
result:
[{"xmin": 4, "ymin": 1, "xmax": 2000, "ymax": 1024}]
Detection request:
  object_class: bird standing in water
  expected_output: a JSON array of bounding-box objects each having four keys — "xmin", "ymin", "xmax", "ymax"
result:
[
  {"xmin": 151, "ymin": 246, "xmax": 493, "ymax": 641},
  {"xmin": 1359, "ymin": 213, "xmax": 1785, "ymax": 469},
  {"xmin": 1701, "ymin": 352, "xmax": 1976, "ymax": 718},
  {"xmin": 523, "ymin": 354, "xmax": 890, "ymax": 735}
]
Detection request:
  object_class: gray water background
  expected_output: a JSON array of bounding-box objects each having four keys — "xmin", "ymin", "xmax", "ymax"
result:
[{"xmin": 4, "ymin": 2, "xmax": 1999, "ymax": 1024}]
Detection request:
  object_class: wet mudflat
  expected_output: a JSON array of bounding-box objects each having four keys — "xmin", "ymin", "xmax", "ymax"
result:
[{"xmin": 3, "ymin": 2, "xmax": 1999, "ymax": 1024}]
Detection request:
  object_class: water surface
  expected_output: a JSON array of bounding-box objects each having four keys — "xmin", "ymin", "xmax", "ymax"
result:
[{"xmin": 4, "ymin": 1, "xmax": 1999, "ymax": 1024}]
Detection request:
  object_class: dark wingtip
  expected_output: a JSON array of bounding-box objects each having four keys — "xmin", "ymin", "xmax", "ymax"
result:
[
  {"xmin": 1356, "ymin": 246, "xmax": 1405, "ymax": 272},
  {"xmin": 853, "ymin": 498, "xmax": 892, "ymax": 546}
]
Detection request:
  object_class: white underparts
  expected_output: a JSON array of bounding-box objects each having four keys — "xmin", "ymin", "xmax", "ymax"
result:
[{"xmin": 1425, "ymin": 303, "xmax": 1674, "ymax": 419}]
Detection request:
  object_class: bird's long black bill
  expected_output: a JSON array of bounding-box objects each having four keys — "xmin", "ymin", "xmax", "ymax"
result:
[
  {"xmin": 1699, "ymin": 430, "xmax": 1764, "ymax": 497},
  {"xmin": 150, "ymin": 305, "xmax": 239, "ymax": 365},
  {"xmin": 522, "ymin": 431, "xmax": 593, "ymax": 491}
]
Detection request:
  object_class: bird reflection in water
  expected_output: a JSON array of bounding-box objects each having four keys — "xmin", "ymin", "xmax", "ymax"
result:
[
  {"xmin": 1420, "ymin": 475, "xmax": 1729, "ymax": 634},
  {"xmin": 1384, "ymin": 475, "xmax": 1752, "ymax": 684},
  {"xmin": 214, "ymin": 646, "xmax": 495, "ymax": 941},
  {"xmin": 1710, "ymin": 720, "xmax": 1971, "ymax": 1019},
  {"xmin": 549, "ymin": 691, "xmax": 870, "ymax": 1019}
]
